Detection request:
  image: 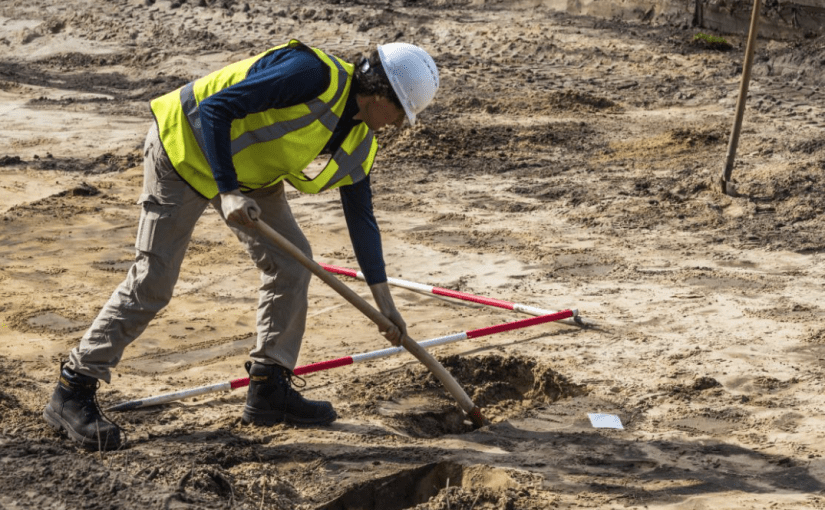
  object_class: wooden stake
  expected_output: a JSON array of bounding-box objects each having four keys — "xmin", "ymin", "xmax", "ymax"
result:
[{"xmin": 721, "ymin": 0, "xmax": 762, "ymax": 196}]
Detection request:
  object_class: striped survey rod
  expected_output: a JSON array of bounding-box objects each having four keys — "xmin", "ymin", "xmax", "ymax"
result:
[
  {"xmin": 106, "ymin": 309, "xmax": 574, "ymax": 412},
  {"xmin": 320, "ymin": 263, "xmax": 591, "ymax": 327}
]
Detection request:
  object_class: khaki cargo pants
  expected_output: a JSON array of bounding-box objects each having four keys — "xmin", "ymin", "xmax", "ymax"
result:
[{"xmin": 67, "ymin": 122, "xmax": 312, "ymax": 383}]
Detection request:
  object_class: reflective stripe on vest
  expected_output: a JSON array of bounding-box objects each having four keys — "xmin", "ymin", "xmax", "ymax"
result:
[
  {"xmin": 318, "ymin": 127, "xmax": 374, "ymax": 192},
  {"xmin": 288, "ymin": 123, "xmax": 377, "ymax": 194},
  {"xmin": 151, "ymin": 40, "xmax": 377, "ymax": 198}
]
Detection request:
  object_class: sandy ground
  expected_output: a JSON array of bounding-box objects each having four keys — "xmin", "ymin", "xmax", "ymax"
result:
[{"xmin": 2, "ymin": 0, "xmax": 825, "ymax": 509}]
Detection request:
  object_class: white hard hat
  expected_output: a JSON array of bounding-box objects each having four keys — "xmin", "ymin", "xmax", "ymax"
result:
[{"xmin": 377, "ymin": 42, "xmax": 439, "ymax": 126}]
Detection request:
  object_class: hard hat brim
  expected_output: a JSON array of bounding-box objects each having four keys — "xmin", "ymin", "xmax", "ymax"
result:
[{"xmin": 378, "ymin": 45, "xmax": 417, "ymax": 126}]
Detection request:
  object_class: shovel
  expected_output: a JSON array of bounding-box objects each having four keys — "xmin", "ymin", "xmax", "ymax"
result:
[{"xmin": 252, "ymin": 217, "xmax": 487, "ymax": 429}]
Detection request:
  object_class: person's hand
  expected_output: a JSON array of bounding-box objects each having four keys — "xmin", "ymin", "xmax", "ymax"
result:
[
  {"xmin": 380, "ymin": 307, "xmax": 407, "ymax": 347},
  {"xmin": 220, "ymin": 189, "xmax": 261, "ymax": 228},
  {"xmin": 370, "ymin": 282, "xmax": 407, "ymax": 346}
]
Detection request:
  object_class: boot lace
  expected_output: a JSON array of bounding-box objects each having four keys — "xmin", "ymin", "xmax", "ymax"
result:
[
  {"xmin": 277, "ymin": 368, "xmax": 308, "ymax": 399},
  {"xmin": 76, "ymin": 382, "xmax": 102, "ymax": 417},
  {"xmin": 78, "ymin": 379, "xmax": 128, "ymax": 450}
]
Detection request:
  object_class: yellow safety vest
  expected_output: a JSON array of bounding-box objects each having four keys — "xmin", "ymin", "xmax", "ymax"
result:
[{"xmin": 150, "ymin": 40, "xmax": 378, "ymax": 198}]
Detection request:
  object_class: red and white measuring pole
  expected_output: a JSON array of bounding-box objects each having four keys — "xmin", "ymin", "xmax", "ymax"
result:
[
  {"xmin": 321, "ymin": 263, "xmax": 590, "ymax": 327},
  {"xmin": 106, "ymin": 309, "xmax": 574, "ymax": 412},
  {"xmin": 294, "ymin": 308, "xmax": 574, "ymax": 375}
]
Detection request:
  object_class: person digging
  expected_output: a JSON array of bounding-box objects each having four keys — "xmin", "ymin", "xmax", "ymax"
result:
[{"xmin": 43, "ymin": 40, "xmax": 440, "ymax": 451}]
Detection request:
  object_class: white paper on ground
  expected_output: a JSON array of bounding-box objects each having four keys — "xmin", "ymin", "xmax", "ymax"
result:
[{"xmin": 588, "ymin": 413, "xmax": 624, "ymax": 429}]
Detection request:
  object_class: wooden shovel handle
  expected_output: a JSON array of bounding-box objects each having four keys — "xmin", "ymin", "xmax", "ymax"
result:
[{"xmin": 253, "ymin": 218, "xmax": 487, "ymax": 428}]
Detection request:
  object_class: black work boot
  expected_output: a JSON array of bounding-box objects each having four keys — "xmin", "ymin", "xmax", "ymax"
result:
[
  {"xmin": 242, "ymin": 361, "xmax": 337, "ymax": 426},
  {"xmin": 43, "ymin": 365, "xmax": 122, "ymax": 451}
]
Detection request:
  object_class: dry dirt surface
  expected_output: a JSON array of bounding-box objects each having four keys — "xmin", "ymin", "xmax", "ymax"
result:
[{"xmin": 2, "ymin": 0, "xmax": 825, "ymax": 509}]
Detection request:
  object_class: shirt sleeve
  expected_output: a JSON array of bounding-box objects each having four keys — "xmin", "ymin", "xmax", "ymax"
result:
[
  {"xmin": 197, "ymin": 48, "xmax": 330, "ymax": 193},
  {"xmin": 339, "ymin": 176, "xmax": 387, "ymax": 285}
]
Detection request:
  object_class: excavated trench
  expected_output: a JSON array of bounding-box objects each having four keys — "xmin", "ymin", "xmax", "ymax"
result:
[
  {"xmin": 316, "ymin": 461, "xmax": 523, "ymax": 510},
  {"xmin": 339, "ymin": 354, "xmax": 587, "ymax": 438}
]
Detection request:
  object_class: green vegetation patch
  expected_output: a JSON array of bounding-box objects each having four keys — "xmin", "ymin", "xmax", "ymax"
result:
[{"xmin": 692, "ymin": 32, "xmax": 733, "ymax": 51}]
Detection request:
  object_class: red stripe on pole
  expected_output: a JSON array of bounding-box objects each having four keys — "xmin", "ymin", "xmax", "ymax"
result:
[
  {"xmin": 229, "ymin": 377, "xmax": 249, "ymax": 389},
  {"xmin": 321, "ymin": 264, "xmax": 359, "ymax": 278},
  {"xmin": 433, "ymin": 287, "xmax": 516, "ymax": 310},
  {"xmin": 466, "ymin": 310, "xmax": 573, "ymax": 339},
  {"xmin": 322, "ymin": 262, "xmax": 519, "ymax": 310},
  {"xmin": 294, "ymin": 356, "xmax": 354, "ymax": 376}
]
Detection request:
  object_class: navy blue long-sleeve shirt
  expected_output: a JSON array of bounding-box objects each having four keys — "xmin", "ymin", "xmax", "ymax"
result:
[{"xmin": 197, "ymin": 46, "xmax": 386, "ymax": 284}]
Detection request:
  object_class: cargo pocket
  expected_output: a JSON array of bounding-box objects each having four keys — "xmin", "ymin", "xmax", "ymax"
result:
[{"xmin": 135, "ymin": 200, "xmax": 173, "ymax": 254}]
